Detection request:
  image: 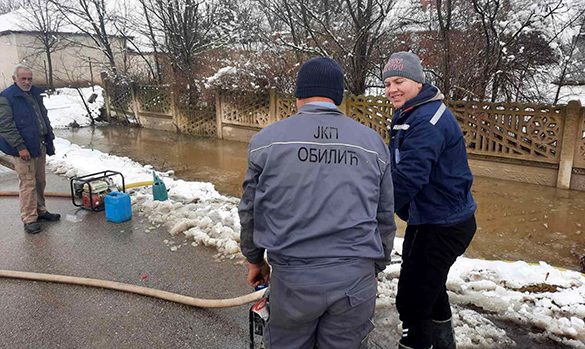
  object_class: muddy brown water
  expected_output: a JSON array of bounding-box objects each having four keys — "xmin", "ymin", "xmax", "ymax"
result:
[{"xmin": 55, "ymin": 126, "xmax": 585, "ymax": 272}]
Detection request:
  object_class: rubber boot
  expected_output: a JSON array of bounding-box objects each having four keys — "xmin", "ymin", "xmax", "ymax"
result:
[
  {"xmin": 432, "ymin": 318, "xmax": 456, "ymax": 349},
  {"xmin": 398, "ymin": 320, "xmax": 433, "ymax": 349}
]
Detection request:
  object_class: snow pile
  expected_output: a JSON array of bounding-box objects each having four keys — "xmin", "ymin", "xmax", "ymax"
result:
[
  {"xmin": 46, "ymin": 137, "xmax": 585, "ymax": 347},
  {"xmin": 47, "ymin": 138, "xmax": 240, "ymax": 259},
  {"xmin": 378, "ymin": 259, "xmax": 585, "ymax": 348},
  {"xmin": 45, "ymin": 86, "xmax": 105, "ymax": 129}
]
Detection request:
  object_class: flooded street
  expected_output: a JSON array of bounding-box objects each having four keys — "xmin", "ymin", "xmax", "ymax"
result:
[{"xmin": 55, "ymin": 126, "xmax": 585, "ymax": 272}]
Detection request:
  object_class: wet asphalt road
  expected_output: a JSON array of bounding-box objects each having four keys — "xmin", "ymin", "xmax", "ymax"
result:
[
  {"xmin": 0, "ymin": 157, "xmax": 578, "ymax": 349},
  {"xmin": 0, "ymin": 163, "xmax": 253, "ymax": 349}
]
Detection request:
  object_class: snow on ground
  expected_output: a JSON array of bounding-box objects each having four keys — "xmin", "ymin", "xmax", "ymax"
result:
[
  {"xmin": 46, "ymin": 138, "xmax": 585, "ymax": 348},
  {"xmin": 44, "ymin": 86, "xmax": 105, "ymax": 129}
]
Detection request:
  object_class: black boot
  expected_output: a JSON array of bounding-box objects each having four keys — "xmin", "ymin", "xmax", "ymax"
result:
[
  {"xmin": 432, "ymin": 318, "xmax": 456, "ymax": 349},
  {"xmin": 24, "ymin": 222, "xmax": 42, "ymax": 234},
  {"xmin": 37, "ymin": 211, "xmax": 61, "ymax": 221}
]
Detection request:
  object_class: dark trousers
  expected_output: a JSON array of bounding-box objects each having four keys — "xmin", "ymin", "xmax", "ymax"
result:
[{"xmin": 397, "ymin": 215, "xmax": 476, "ymax": 349}]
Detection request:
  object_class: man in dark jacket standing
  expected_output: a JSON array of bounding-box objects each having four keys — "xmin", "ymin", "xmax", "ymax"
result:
[
  {"xmin": 239, "ymin": 57, "xmax": 396, "ymax": 348},
  {"xmin": 383, "ymin": 52, "xmax": 477, "ymax": 349},
  {"xmin": 0, "ymin": 65, "xmax": 60, "ymax": 234}
]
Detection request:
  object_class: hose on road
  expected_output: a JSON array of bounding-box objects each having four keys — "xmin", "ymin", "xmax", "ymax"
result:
[
  {"xmin": 0, "ymin": 191, "xmax": 70, "ymax": 197},
  {"xmin": 0, "ymin": 180, "xmax": 152, "ymax": 197},
  {"xmin": 0, "ymin": 269, "xmax": 264, "ymax": 308},
  {"xmin": 0, "ymin": 190, "xmax": 265, "ymax": 308}
]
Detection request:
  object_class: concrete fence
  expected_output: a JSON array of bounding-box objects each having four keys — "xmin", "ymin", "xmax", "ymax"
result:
[{"xmin": 102, "ymin": 78, "xmax": 585, "ymax": 191}]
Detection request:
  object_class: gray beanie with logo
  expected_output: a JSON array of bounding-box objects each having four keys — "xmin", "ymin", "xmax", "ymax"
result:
[{"xmin": 382, "ymin": 51, "xmax": 425, "ymax": 84}]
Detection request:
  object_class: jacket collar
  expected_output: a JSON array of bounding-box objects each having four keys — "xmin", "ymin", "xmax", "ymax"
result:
[
  {"xmin": 298, "ymin": 103, "xmax": 344, "ymax": 116},
  {"xmin": 405, "ymin": 83, "xmax": 443, "ymax": 109},
  {"xmin": 10, "ymin": 83, "xmax": 43, "ymax": 98},
  {"xmin": 395, "ymin": 83, "xmax": 443, "ymax": 114}
]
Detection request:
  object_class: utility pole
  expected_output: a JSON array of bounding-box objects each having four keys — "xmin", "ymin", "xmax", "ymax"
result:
[{"xmin": 88, "ymin": 57, "xmax": 95, "ymax": 92}]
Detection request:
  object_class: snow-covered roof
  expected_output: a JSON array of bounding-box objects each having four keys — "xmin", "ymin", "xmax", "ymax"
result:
[
  {"xmin": 0, "ymin": 8, "xmax": 128, "ymax": 39},
  {"xmin": 0, "ymin": 8, "xmax": 80, "ymax": 36},
  {"xmin": 0, "ymin": 9, "xmax": 25, "ymax": 33}
]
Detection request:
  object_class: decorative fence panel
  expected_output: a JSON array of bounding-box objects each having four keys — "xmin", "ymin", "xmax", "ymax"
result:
[
  {"xmin": 102, "ymin": 81, "xmax": 585, "ymax": 189},
  {"xmin": 136, "ymin": 85, "xmax": 172, "ymax": 115},
  {"xmin": 221, "ymin": 91, "xmax": 271, "ymax": 127},
  {"xmin": 346, "ymin": 95, "xmax": 393, "ymax": 144},
  {"xmin": 176, "ymin": 104, "xmax": 217, "ymax": 137},
  {"xmin": 276, "ymin": 94, "xmax": 297, "ymax": 121},
  {"xmin": 109, "ymin": 84, "xmax": 133, "ymax": 113},
  {"xmin": 449, "ymin": 101, "xmax": 564, "ymax": 164}
]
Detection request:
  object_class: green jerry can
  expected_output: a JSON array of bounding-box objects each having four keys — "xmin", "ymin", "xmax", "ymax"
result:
[{"xmin": 152, "ymin": 171, "xmax": 168, "ymax": 201}]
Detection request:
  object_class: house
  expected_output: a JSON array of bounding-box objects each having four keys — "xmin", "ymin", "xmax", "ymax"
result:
[{"xmin": 0, "ymin": 9, "xmax": 127, "ymax": 89}]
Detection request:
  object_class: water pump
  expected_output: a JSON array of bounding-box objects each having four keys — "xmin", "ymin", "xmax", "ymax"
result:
[{"xmin": 70, "ymin": 171, "xmax": 125, "ymax": 211}]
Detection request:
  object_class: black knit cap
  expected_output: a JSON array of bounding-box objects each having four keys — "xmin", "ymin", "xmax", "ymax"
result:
[{"xmin": 295, "ymin": 57, "xmax": 344, "ymax": 105}]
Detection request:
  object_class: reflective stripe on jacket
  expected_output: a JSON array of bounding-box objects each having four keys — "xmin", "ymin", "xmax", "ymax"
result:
[
  {"xmin": 390, "ymin": 84, "xmax": 476, "ymax": 225},
  {"xmin": 239, "ymin": 103, "xmax": 396, "ymax": 274}
]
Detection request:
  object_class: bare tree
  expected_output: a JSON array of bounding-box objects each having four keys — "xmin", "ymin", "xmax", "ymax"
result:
[
  {"xmin": 256, "ymin": 0, "xmax": 400, "ymax": 95},
  {"xmin": 16, "ymin": 0, "xmax": 68, "ymax": 91},
  {"xmin": 0, "ymin": 0, "xmax": 22, "ymax": 14},
  {"xmin": 51, "ymin": 0, "xmax": 121, "ymax": 78},
  {"xmin": 552, "ymin": 10, "xmax": 585, "ymax": 103},
  {"xmin": 469, "ymin": 0, "xmax": 571, "ymax": 101},
  {"xmin": 136, "ymin": 0, "xmax": 163, "ymax": 83},
  {"xmin": 152, "ymin": 0, "xmax": 224, "ymax": 74},
  {"xmin": 132, "ymin": 0, "xmax": 239, "ymax": 103},
  {"xmin": 435, "ymin": 0, "xmax": 454, "ymax": 96}
]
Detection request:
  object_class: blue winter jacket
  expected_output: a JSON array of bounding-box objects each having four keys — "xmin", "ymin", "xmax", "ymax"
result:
[
  {"xmin": 390, "ymin": 84, "xmax": 476, "ymax": 225},
  {"xmin": 0, "ymin": 84, "xmax": 55, "ymax": 157}
]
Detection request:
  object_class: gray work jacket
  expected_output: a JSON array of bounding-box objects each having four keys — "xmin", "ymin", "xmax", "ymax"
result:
[{"xmin": 238, "ymin": 103, "xmax": 396, "ymax": 274}]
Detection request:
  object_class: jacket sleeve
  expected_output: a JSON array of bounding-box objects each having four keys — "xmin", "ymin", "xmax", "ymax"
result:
[
  {"xmin": 375, "ymin": 148, "xmax": 396, "ymax": 275},
  {"xmin": 0, "ymin": 96, "xmax": 26, "ymax": 151},
  {"xmin": 392, "ymin": 120, "xmax": 446, "ymax": 212},
  {"xmin": 238, "ymin": 145, "xmax": 265, "ymax": 264}
]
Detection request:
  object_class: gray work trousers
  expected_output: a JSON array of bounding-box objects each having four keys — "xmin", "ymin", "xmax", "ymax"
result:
[{"xmin": 264, "ymin": 256, "xmax": 376, "ymax": 349}]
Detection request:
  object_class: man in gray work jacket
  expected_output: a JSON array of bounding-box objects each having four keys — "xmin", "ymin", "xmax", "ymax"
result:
[
  {"xmin": 0, "ymin": 65, "xmax": 60, "ymax": 234},
  {"xmin": 239, "ymin": 57, "xmax": 396, "ymax": 348}
]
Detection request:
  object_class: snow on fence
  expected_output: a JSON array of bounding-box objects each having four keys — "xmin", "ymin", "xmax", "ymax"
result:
[{"xmin": 102, "ymin": 79, "xmax": 585, "ymax": 190}]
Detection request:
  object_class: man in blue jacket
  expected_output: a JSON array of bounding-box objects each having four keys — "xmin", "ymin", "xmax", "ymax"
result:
[
  {"xmin": 239, "ymin": 57, "xmax": 396, "ymax": 348},
  {"xmin": 382, "ymin": 52, "xmax": 477, "ymax": 349},
  {"xmin": 0, "ymin": 65, "xmax": 60, "ymax": 234}
]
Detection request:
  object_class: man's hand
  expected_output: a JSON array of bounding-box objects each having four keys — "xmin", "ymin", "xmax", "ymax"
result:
[
  {"xmin": 247, "ymin": 259, "xmax": 270, "ymax": 287},
  {"xmin": 18, "ymin": 149, "xmax": 31, "ymax": 161}
]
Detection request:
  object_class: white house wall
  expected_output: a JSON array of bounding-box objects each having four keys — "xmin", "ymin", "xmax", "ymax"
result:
[
  {"xmin": 0, "ymin": 32, "xmax": 126, "ymax": 89},
  {"xmin": 0, "ymin": 33, "xmax": 21, "ymax": 88}
]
